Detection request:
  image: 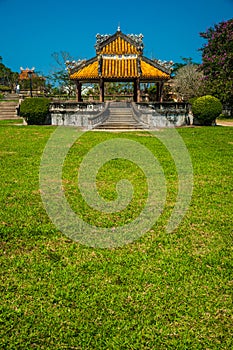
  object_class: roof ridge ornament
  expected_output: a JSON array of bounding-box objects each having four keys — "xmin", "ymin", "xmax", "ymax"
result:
[
  {"xmin": 126, "ymin": 33, "xmax": 144, "ymax": 52},
  {"xmin": 66, "ymin": 59, "xmax": 87, "ymax": 72},
  {"xmin": 153, "ymin": 58, "xmax": 174, "ymax": 71},
  {"xmin": 95, "ymin": 30, "xmax": 144, "ymax": 54}
]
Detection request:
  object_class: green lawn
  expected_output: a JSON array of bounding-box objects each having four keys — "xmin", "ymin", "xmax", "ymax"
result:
[{"xmin": 0, "ymin": 122, "xmax": 232, "ymax": 349}]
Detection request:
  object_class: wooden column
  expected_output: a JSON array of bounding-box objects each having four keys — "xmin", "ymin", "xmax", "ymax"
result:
[
  {"xmin": 156, "ymin": 82, "xmax": 164, "ymax": 102},
  {"xmin": 133, "ymin": 79, "xmax": 140, "ymax": 102},
  {"xmin": 99, "ymin": 79, "xmax": 104, "ymax": 102},
  {"xmin": 133, "ymin": 79, "xmax": 137, "ymax": 102},
  {"xmin": 160, "ymin": 82, "xmax": 164, "ymax": 102},
  {"xmin": 156, "ymin": 82, "xmax": 160, "ymax": 102},
  {"xmin": 76, "ymin": 81, "xmax": 82, "ymax": 102},
  {"xmin": 137, "ymin": 79, "xmax": 141, "ymax": 103}
]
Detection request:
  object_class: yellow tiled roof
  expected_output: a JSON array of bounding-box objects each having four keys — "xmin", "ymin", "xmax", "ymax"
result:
[
  {"xmin": 100, "ymin": 37, "xmax": 139, "ymax": 55},
  {"xmin": 102, "ymin": 58, "xmax": 138, "ymax": 78},
  {"xmin": 141, "ymin": 60, "xmax": 170, "ymax": 79},
  {"xmin": 70, "ymin": 57, "xmax": 170, "ymax": 80},
  {"xmin": 69, "ymin": 31, "xmax": 170, "ymax": 81},
  {"xmin": 70, "ymin": 61, "xmax": 98, "ymax": 79}
]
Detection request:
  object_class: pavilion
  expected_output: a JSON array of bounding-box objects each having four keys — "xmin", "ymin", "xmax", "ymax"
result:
[{"xmin": 68, "ymin": 28, "xmax": 171, "ymax": 103}]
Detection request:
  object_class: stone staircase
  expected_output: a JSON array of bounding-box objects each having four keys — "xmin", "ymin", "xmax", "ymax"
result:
[
  {"xmin": 0, "ymin": 100, "xmax": 19, "ymax": 119},
  {"xmin": 94, "ymin": 102, "xmax": 145, "ymax": 130}
]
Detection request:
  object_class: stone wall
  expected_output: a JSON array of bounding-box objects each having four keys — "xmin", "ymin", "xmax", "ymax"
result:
[
  {"xmin": 49, "ymin": 101, "xmax": 192, "ymax": 129},
  {"xmin": 50, "ymin": 102, "xmax": 106, "ymax": 129},
  {"xmin": 132, "ymin": 102, "xmax": 192, "ymax": 128}
]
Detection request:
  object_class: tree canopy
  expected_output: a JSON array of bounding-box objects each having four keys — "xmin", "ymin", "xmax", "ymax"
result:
[
  {"xmin": 48, "ymin": 51, "xmax": 75, "ymax": 95},
  {"xmin": 171, "ymin": 57, "xmax": 198, "ymax": 77},
  {"xmin": 199, "ymin": 19, "xmax": 233, "ymax": 106},
  {"xmin": 172, "ymin": 64, "xmax": 204, "ymax": 102},
  {"xmin": 0, "ymin": 57, "xmax": 18, "ymax": 89}
]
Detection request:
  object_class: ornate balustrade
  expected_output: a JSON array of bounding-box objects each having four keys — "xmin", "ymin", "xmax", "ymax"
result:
[
  {"xmin": 49, "ymin": 101, "xmax": 105, "ymax": 128},
  {"xmin": 134, "ymin": 102, "xmax": 192, "ymax": 127},
  {"xmin": 88, "ymin": 102, "xmax": 110, "ymax": 127},
  {"xmin": 49, "ymin": 101, "xmax": 193, "ymax": 129}
]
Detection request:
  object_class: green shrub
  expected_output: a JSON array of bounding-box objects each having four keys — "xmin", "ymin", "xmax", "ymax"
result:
[
  {"xmin": 192, "ymin": 95, "xmax": 222, "ymax": 125},
  {"xmin": 218, "ymin": 113, "xmax": 232, "ymax": 119},
  {"xmin": 188, "ymin": 97, "xmax": 198, "ymax": 105},
  {"xmin": 0, "ymin": 93, "xmax": 4, "ymax": 100},
  {"xmin": 20, "ymin": 97, "xmax": 50, "ymax": 125},
  {"xmin": 0, "ymin": 85, "xmax": 11, "ymax": 92}
]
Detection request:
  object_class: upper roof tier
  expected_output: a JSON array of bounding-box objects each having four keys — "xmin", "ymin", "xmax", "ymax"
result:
[{"xmin": 68, "ymin": 30, "xmax": 172, "ymax": 81}]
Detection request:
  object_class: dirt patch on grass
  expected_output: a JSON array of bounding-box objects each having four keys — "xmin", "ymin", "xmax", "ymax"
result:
[{"xmin": 217, "ymin": 120, "xmax": 233, "ymax": 126}]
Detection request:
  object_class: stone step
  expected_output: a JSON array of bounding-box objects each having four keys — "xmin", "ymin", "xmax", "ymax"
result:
[
  {"xmin": 3, "ymin": 93, "xmax": 19, "ymax": 100},
  {"xmin": 96, "ymin": 125, "xmax": 144, "ymax": 130},
  {"xmin": 94, "ymin": 102, "xmax": 146, "ymax": 130},
  {"xmin": 0, "ymin": 101, "xmax": 19, "ymax": 119},
  {"xmin": 0, "ymin": 101, "xmax": 19, "ymax": 106},
  {"xmin": 96, "ymin": 118, "xmax": 144, "ymax": 130}
]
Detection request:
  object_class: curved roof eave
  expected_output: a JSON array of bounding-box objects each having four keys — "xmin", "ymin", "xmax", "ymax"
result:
[{"xmin": 141, "ymin": 56, "xmax": 171, "ymax": 75}]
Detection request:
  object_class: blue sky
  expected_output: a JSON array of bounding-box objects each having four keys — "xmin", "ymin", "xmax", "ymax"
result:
[{"xmin": 1, "ymin": 0, "xmax": 232, "ymax": 76}]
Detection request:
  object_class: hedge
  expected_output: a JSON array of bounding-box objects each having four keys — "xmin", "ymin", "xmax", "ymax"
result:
[{"xmin": 20, "ymin": 97, "xmax": 50, "ymax": 125}]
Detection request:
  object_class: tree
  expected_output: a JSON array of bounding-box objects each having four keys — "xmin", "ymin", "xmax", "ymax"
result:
[
  {"xmin": 48, "ymin": 51, "xmax": 75, "ymax": 96},
  {"xmin": 199, "ymin": 19, "xmax": 233, "ymax": 106},
  {"xmin": 172, "ymin": 64, "xmax": 205, "ymax": 101},
  {"xmin": 19, "ymin": 75, "xmax": 46, "ymax": 93},
  {"xmin": 147, "ymin": 85, "xmax": 157, "ymax": 101},
  {"xmin": 0, "ymin": 57, "xmax": 18, "ymax": 89},
  {"xmin": 171, "ymin": 57, "xmax": 196, "ymax": 76}
]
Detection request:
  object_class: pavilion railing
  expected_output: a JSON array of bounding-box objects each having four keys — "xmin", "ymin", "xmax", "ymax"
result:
[{"xmin": 88, "ymin": 102, "xmax": 110, "ymax": 127}]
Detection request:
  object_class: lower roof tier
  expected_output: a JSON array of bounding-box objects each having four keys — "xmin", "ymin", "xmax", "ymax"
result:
[{"xmin": 69, "ymin": 56, "xmax": 170, "ymax": 81}]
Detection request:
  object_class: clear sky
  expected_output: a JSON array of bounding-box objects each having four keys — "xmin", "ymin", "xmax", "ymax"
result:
[{"xmin": 1, "ymin": 0, "xmax": 232, "ymax": 76}]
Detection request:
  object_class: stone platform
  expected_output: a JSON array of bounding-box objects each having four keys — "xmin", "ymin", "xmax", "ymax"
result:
[{"xmin": 49, "ymin": 101, "xmax": 191, "ymax": 130}]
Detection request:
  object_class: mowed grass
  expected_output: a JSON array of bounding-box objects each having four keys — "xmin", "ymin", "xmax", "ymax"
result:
[{"xmin": 0, "ymin": 121, "xmax": 232, "ymax": 349}]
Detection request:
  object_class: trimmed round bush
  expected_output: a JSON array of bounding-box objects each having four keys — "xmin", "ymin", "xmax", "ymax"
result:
[
  {"xmin": 192, "ymin": 95, "xmax": 222, "ymax": 125},
  {"xmin": 20, "ymin": 97, "xmax": 50, "ymax": 125}
]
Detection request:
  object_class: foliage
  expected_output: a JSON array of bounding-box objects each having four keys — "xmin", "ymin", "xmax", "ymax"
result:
[
  {"xmin": 104, "ymin": 82, "xmax": 133, "ymax": 95},
  {"xmin": 199, "ymin": 19, "xmax": 233, "ymax": 106},
  {"xmin": 172, "ymin": 64, "xmax": 205, "ymax": 102},
  {"xmin": 20, "ymin": 97, "xmax": 50, "ymax": 125},
  {"xmin": 0, "ymin": 125, "xmax": 232, "ymax": 349},
  {"xmin": 171, "ymin": 57, "xmax": 200, "ymax": 76},
  {"xmin": 192, "ymin": 95, "xmax": 222, "ymax": 125},
  {"xmin": 48, "ymin": 51, "xmax": 75, "ymax": 95},
  {"xmin": 0, "ymin": 58, "xmax": 18, "ymax": 89},
  {"xmin": 19, "ymin": 76, "xmax": 46, "ymax": 93},
  {"xmin": 0, "ymin": 93, "xmax": 3, "ymax": 100},
  {"xmin": 188, "ymin": 96, "xmax": 198, "ymax": 105},
  {"xmin": 0, "ymin": 84, "xmax": 11, "ymax": 92},
  {"xmin": 147, "ymin": 85, "xmax": 157, "ymax": 101},
  {"xmin": 218, "ymin": 113, "xmax": 233, "ymax": 120}
]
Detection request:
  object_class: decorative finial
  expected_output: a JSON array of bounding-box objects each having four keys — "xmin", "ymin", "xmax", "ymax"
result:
[{"xmin": 117, "ymin": 24, "xmax": 121, "ymax": 32}]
